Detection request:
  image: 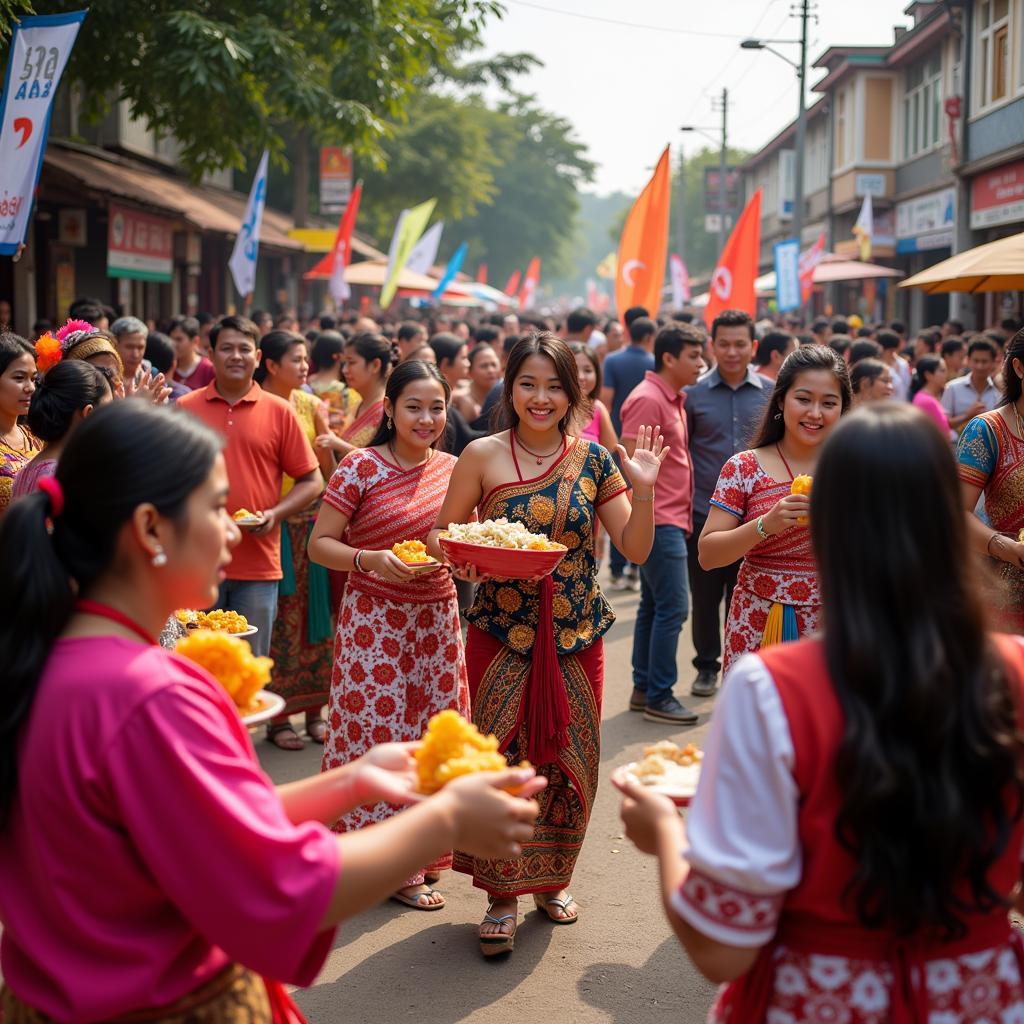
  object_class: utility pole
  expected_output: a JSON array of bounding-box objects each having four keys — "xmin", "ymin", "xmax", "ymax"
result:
[
  {"xmin": 793, "ymin": 0, "xmax": 810, "ymax": 249},
  {"xmin": 676, "ymin": 146, "xmax": 686, "ymax": 263},
  {"xmin": 717, "ymin": 87, "xmax": 729, "ymax": 256}
]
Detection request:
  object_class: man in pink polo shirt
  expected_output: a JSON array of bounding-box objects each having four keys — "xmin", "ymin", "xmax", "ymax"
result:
[{"xmin": 620, "ymin": 323, "xmax": 704, "ymax": 725}]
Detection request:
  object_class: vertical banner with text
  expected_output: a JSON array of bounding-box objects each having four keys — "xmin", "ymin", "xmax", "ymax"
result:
[
  {"xmin": 774, "ymin": 239, "xmax": 802, "ymax": 312},
  {"xmin": 0, "ymin": 11, "xmax": 86, "ymax": 254}
]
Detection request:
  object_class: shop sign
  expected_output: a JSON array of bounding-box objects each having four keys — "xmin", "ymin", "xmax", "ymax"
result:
[
  {"xmin": 107, "ymin": 203, "xmax": 173, "ymax": 282},
  {"xmin": 897, "ymin": 187, "xmax": 955, "ymax": 239},
  {"xmin": 971, "ymin": 158, "xmax": 1024, "ymax": 228},
  {"xmin": 58, "ymin": 208, "xmax": 86, "ymax": 247},
  {"xmin": 855, "ymin": 173, "xmax": 886, "ymax": 197},
  {"xmin": 319, "ymin": 147, "xmax": 353, "ymax": 215}
]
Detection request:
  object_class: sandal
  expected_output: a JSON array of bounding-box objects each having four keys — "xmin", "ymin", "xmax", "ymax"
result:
[
  {"xmin": 306, "ymin": 718, "xmax": 328, "ymax": 743},
  {"xmin": 533, "ymin": 892, "xmax": 579, "ymax": 925},
  {"xmin": 390, "ymin": 885, "xmax": 446, "ymax": 911},
  {"xmin": 479, "ymin": 901, "xmax": 517, "ymax": 956},
  {"xmin": 267, "ymin": 724, "xmax": 305, "ymax": 751}
]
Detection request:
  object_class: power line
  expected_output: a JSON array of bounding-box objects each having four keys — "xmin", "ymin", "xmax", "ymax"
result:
[{"xmin": 502, "ymin": 0, "xmax": 748, "ymax": 40}]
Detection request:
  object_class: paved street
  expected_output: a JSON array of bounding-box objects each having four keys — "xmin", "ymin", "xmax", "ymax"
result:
[{"xmin": 260, "ymin": 583, "xmax": 719, "ymax": 1023}]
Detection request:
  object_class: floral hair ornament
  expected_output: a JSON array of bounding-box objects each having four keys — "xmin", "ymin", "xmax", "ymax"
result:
[
  {"xmin": 37, "ymin": 476, "xmax": 64, "ymax": 518},
  {"xmin": 57, "ymin": 318, "xmax": 98, "ymax": 355},
  {"xmin": 34, "ymin": 331, "xmax": 62, "ymax": 372}
]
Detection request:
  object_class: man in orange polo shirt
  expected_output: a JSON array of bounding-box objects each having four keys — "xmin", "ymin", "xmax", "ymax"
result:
[{"xmin": 178, "ymin": 315, "xmax": 321, "ymax": 657}]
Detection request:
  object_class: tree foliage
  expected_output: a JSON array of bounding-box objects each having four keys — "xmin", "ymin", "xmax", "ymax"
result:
[
  {"xmin": 0, "ymin": 0, "xmax": 506, "ymax": 177},
  {"xmin": 0, "ymin": 0, "xmax": 31, "ymax": 43}
]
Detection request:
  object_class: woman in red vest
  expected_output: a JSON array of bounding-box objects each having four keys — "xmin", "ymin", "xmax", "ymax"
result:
[{"xmin": 617, "ymin": 402, "xmax": 1024, "ymax": 1023}]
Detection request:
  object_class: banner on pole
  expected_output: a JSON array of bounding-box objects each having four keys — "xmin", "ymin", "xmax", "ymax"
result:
[
  {"xmin": 405, "ymin": 220, "xmax": 443, "ymax": 276},
  {"xmin": 380, "ymin": 198, "xmax": 436, "ymax": 307},
  {"xmin": 228, "ymin": 150, "xmax": 269, "ymax": 297},
  {"xmin": 519, "ymin": 257, "xmax": 541, "ymax": 308},
  {"xmin": 774, "ymin": 239, "xmax": 802, "ymax": 312},
  {"xmin": 433, "ymin": 241, "xmax": 467, "ymax": 301},
  {"xmin": 0, "ymin": 11, "xmax": 86, "ymax": 255},
  {"xmin": 799, "ymin": 233, "xmax": 826, "ymax": 303},
  {"xmin": 669, "ymin": 253, "xmax": 691, "ymax": 307}
]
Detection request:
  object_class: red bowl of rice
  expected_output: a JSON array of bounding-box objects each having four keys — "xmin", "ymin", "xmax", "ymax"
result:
[{"xmin": 438, "ymin": 535, "xmax": 567, "ymax": 580}]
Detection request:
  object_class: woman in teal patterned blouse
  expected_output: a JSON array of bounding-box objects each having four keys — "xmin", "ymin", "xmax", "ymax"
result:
[{"xmin": 430, "ymin": 332, "xmax": 666, "ymax": 957}]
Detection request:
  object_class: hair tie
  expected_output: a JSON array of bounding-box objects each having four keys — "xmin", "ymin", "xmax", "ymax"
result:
[{"xmin": 37, "ymin": 476, "xmax": 64, "ymax": 518}]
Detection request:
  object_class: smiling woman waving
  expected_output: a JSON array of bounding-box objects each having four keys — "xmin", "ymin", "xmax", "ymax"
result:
[{"xmin": 698, "ymin": 346, "xmax": 852, "ymax": 673}]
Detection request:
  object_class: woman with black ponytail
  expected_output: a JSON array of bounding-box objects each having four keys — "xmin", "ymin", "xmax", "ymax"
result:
[
  {"xmin": 0, "ymin": 400, "xmax": 544, "ymax": 1021},
  {"xmin": 618, "ymin": 403, "xmax": 1024, "ymax": 1022}
]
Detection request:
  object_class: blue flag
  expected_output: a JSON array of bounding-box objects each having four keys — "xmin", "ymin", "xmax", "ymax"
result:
[{"xmin": 432, "ymin": 242, "xmax": 468, "ymax": 301}]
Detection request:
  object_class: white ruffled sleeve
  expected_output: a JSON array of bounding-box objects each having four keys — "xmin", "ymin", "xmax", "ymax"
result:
[{"xmin": 669, "ymin": 653, "xmax": 801, "ymax": 947}]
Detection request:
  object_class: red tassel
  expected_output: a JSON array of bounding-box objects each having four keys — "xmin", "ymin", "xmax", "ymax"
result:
[
  {"xmin": 264, "ymin": 979, "xmax": 309, "ymax": 1024},
  {"xmin": 525, "ymin": 575, "xmax": 570, "ymax": 764}
]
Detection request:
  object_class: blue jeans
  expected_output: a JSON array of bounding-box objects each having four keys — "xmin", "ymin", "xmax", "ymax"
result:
[
  {"xmin": 631, "ymin": 525, "xmax": 689, "ymax": 706},
  {"xmin": 216, "ymin": 579, "xmax": 279, "ymax": 657}
]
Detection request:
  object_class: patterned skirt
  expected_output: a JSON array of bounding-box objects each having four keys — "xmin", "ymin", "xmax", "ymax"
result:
[
  {"xmin": 267, "ymin": 514, "xmax": 334, "ymax": 719},
  {"xmin": 452, "ymin": 625, "xmax": 604, "ymax": 899},
  {"xmin": 321, "ymin": 587, "xmax": 470, "ymax": 884},
  {"xmin": 722, "ymin": 585, "xmax": 821, "ymax": 677}
]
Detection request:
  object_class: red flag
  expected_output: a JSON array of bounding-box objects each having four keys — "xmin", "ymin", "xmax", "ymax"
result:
[
  {"xmin": 503, "ymin": 269, "xmax": 521, "ymax": 298},
  {"xmin": 476, "ymin": 263, "xmax": 488, "ymax": 284},
  {"xmin": 307, "ymin": 182, "xmax": 363, "ymax": 299},
  {"xmin": 799, "ymin": 232, "xmax": 826, "ymax": 303},
  {"xmin": 586, "ymin": 279, "xmax": 599, "ymax": 308},
  {"xmin": 518, "ymin": 258, "xmax": 541, "ymax": 308},
  {"xmin": 616, "ymin": 146, "xmax": 671, "ymax": 319},
  {"xmin": 704, "ymin": 189, "xmax": 762, "ymax": 326}
]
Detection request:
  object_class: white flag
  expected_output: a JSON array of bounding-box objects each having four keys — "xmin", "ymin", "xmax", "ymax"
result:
[
  {"xmin": 404, "ymin": 221, "xmax": 444, "ymax": 275},
  {"xmin": 669, "ymin": 254, "xmax": 691, "ymax": 307},
  {"xmin": 853, "ymin": 194, "xmax": 873, "ymax": 261},
  {"xmin": 228, "ymin": 150, "xmax": 269, "ymax": 297},
  {"xmin": 0, "ymin": 11, "xmax": 86, "ymax": 254}
]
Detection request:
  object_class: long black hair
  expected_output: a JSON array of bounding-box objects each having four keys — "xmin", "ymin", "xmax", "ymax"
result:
[
  {"xmin": 27, "ymin": 360, "xmax": 112, "ymax": 443},
  {"xmin": 909, "ymin": 354, "xmax": 942, "ymax": 399},
  {"xmin": 345, "ymin": 331, "xmax": 396, "ymax": 380},
  {"xmin": 813, "ymin": 403, "xmax": 1024, "ymax": 938},
  {"xmin": 366, "ymin": 359, "xmax": 450, "ymax": 450},
  {"xmin": 999, "ymin": 327, "xmax": 1024, "ymax": 407},
  {"xmin": 0, "ymin": 402, "xmax": 222, "ymax": 828},
  {"xmin": 0, "ymin": 332, "xmax": 35, "ymax": 376},
  {"xmin": 750, "ymin": 344, "xmax": 852, "ymax": 448},
  {"xmin": 497, "ymin": 332, "xmax": 582, "ymax": 434},
  {"xmin": 254, "ymin": 329, "xmax": 307, "ymax": 386}
]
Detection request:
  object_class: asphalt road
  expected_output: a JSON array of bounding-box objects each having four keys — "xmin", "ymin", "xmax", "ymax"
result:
[{"xmin": 260, "ymin": 582, "xmax": 720, "ymax": 1024}]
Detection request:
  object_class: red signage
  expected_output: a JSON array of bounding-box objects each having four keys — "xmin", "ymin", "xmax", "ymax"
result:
[
  {"xmin": 107, "ymin": 203, "xmax": 174, "ymax": 281},
  {"xmin": 971, "ymin": 158, "xmax": 1024, "ymax": 229}
]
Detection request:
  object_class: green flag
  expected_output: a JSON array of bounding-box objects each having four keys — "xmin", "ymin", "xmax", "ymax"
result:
[{"xmin": 380, "ymin": 198, "xmax": 437, "ymax": 307}]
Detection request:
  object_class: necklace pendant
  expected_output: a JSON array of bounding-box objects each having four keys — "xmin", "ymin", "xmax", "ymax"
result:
[{"xmin": 537, "ymin": 457, "xmax": 543, "ymax": 465}]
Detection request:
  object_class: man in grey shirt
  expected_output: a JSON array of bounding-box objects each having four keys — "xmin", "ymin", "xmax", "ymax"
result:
[{"xmin": 684, "ymin": 310, "xmax": 771, "ymax": 697}]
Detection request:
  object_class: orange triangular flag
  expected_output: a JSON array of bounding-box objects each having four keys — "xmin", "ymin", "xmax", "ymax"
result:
[
  {"xmin": 615, "ymin": 146, "xmax": 671, "ymax": 320},
  {"xmin": 704, "ymin": 189, "xmax": 762, "ymax": 325}
]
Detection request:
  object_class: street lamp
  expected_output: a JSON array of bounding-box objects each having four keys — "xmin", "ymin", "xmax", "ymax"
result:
[
  {"xmin": 680, "ymin": 88, "xmax": 730, "ymax": 256},
  {"xmin": 741, "ymin": 0, "xmax": 810, "ymax": 251}
]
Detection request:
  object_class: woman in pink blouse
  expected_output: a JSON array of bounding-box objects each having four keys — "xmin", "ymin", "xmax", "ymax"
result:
[
  {"xmin": 0, "ymin": 401, "xmax": 543, "ymax": 1023},
  {"xmin": 911, "ymin": 354, "xmax": 953, "ymax": 439}
]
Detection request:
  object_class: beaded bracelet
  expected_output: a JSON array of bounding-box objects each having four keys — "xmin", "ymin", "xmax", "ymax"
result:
[
  {"xmin": 755, "ymin": 516, "xmax": 770, "ymax": 541},
  {"xmin": 632, "ymin": 491, "xmax": 655, "ymax": 503}
]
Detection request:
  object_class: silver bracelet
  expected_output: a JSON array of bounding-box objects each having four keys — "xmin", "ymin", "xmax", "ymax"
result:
[
  {"xmin": 632, "ymin": 490, "xmax": 655, "ymax": 503},
  {"xmin": 755, "ymin": 516, "xmax": 770, "ymax": 541}
]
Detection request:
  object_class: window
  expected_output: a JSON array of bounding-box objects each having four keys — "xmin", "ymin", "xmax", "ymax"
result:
[
  {"xmin": 903, "ymin": 50, "xmax": 943, "ymax": 158},
  {"xmin": 977, "ymin": 0, "xmax": 1010, "ymax": 108}
]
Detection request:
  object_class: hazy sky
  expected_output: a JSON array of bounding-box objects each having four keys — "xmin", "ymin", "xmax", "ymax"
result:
[{"xmin": 480, "ymin": 0, "xmax": 916, "ymax": 195}]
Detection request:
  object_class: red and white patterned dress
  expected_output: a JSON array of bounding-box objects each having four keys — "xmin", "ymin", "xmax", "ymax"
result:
[
  {"xmin": 675, "ymin": 638, "xmax": 1024, "ymax": 1024},
  {"xmin": 320, "ymin": 448, "xmax": 470, "ymax": 885},
  {"xmin": 709, "ymin": 451, "xmax": 821, "ymax": 675}
]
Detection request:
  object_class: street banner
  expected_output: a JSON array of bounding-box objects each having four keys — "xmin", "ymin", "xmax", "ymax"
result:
[
  {"xmin": 327, "ymin": 180, "xmax": 362, "ymax": 304},
  {"xmin": 433, "ymin": 241, "xmax": 467, "ymax": 301},
  {"xmin": 503, "ymin": 269, "xmax": 521, "ymax": 297},
  {"xmin": 774, "ymin": 239, "xmax": 802, "ymax": 312},
  {"xmin": 519, "ymin": 257, "xmax": 541, "ymax": 308},
  {"xmin": 799, "ymin": 232, "xmax": 826, "ymax": 303},
  {"xmin": 596, "ymin": 251, "xmax": 617, "ymax": 279},
  {"xmin": 405, "ymin": 220, "xmax": 444, "ymax": 275},
  {"xmin": 704, "ymin": 188, "xmax": 762, "ymax": 325},
  {"xmin": 0, "ymin": 11, "xmax": 86, "ymax": 255},
  {"xmin": 853, "ymin": 194, "xmax": 873, "ymax": 261},
  {"xmin": 319, "ymin": 146, "xmax": 353, "ymax": 215},
  {"xmin": 476, "ymin": 263, "xmax": 488, "ymax": 284},
  {"xmin": 669, "ymin": 253, "xmax": 691, "ymax": 307},
  {"xmin": 616, "ymin": 146, "xmax": 671, "ymax": 319},
  {"xmin": 228, "ymin": 149, "xmax": 269, "ymax": 298},
  {"xmin": 380, "ymin": 198, "xmax": 436, "ymax": 307}
]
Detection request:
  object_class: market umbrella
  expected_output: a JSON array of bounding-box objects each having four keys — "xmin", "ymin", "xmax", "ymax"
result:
[{"xmin": 899, "ymin": 231, "xmax": 1024, "ymax": 293}]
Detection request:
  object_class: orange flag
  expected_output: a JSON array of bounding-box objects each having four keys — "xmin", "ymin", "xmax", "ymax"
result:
[
  {"xmin": 519, "ymin": 257, "xmax": 541, "ymax": 308},
  {"xmin": 616, "ymin": 146, "xmax": 671, "ymax": 319},
  {"xmin": 704, "ymin": 189, "xmax": 762, "ymax": 326}
]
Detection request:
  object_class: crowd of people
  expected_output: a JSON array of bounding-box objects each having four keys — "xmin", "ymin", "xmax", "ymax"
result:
[{"xmin": 3, "ymin": 288, "xmax": 1024, "ymax": 1021}]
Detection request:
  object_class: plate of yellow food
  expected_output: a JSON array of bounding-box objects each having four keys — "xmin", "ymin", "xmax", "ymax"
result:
[
  {"xmin": 415, "ymin": 710, "xmax": 529, "ymax": 794},
  {"xmin": 232, "ymin": 508, "xmax": 262, "ymax": 527},
  {"xmin": 391, "ymin": 539, "xmax": 443, "ymax": 575},
  {"xmin": 174, "ymin": 608, "xmax": 258, "ymax": 638},
  {"xmin": 619, "ymin": 741, "xmax": 704, "ymax": 807},
  {"xmin": 438, "ymin": 519, "xmax": 567, "ymax": 580},
  {"xmin": 174, "ymin": 629, "xmax": 278, "ymax": 726}
]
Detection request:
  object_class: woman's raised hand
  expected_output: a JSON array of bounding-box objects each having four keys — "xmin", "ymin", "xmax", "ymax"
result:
[{"xmin": 616, "ymin": 424, "xmax": 669, "ymax": 492}]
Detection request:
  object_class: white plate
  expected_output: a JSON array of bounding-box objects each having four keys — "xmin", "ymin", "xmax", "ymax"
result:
[
  {"xmin": 240, "ymin": 689, "xmax": 285, "ymax": 727},
  {"xmin": 620, "ymin": 761, "xmax": 700, "ymax": 806},
  {"xmin": 403, "ymin": 560, "xmax": 445, "ymax": 576},
  {"xmin": 230, "ymin": 625, "xmax": 259, "ymax": 638},
  {"xmin": 233, "ymin": 515, "xmax": 263, "ymax": 527}
]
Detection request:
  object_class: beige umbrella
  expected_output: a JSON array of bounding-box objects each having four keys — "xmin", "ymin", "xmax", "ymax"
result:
[{"xmin": 899, "ymin": 231, "xmax": 1024, "ymax": 293}]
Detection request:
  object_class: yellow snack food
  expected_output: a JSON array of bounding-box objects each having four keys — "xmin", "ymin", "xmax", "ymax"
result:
[
  {"xmin": 174, "ymin": 629, "xmax": 272, "ymax": 712},
  {"xmin": 174, "ymin": 608, "xmax": 249, "ymax": 633},
  {"xmin": 415, "ymin": 710, "xmax": 515, "ymax": 794},
  {"xmin": 233, "ymin": 508, "xmax": 256, "ymax": 521},
  {"xmin": 392, "ymin": 539, "xmax": 434, "ymax": 564},
  {"xmin": 791, "ymin": 474, "xmax": 812, "ymax": 524}
]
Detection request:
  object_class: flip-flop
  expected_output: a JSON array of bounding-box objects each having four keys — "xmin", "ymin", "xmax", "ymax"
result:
[
  {"xmin": 390, "ymin": 887, "xmax": 446, "ymax": 911},
  {"xmin": 479, "ymin": 903, "xmax": 517, "ymax": 956},
  {"xmin": 533, "ymin": 892, "xmax": 579, "ymax": 925}
]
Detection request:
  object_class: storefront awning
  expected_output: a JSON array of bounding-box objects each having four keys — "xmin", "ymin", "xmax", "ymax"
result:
[{"xmin": 899, "ymin": 231, "xmax": 1024, "ymax": 293}]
